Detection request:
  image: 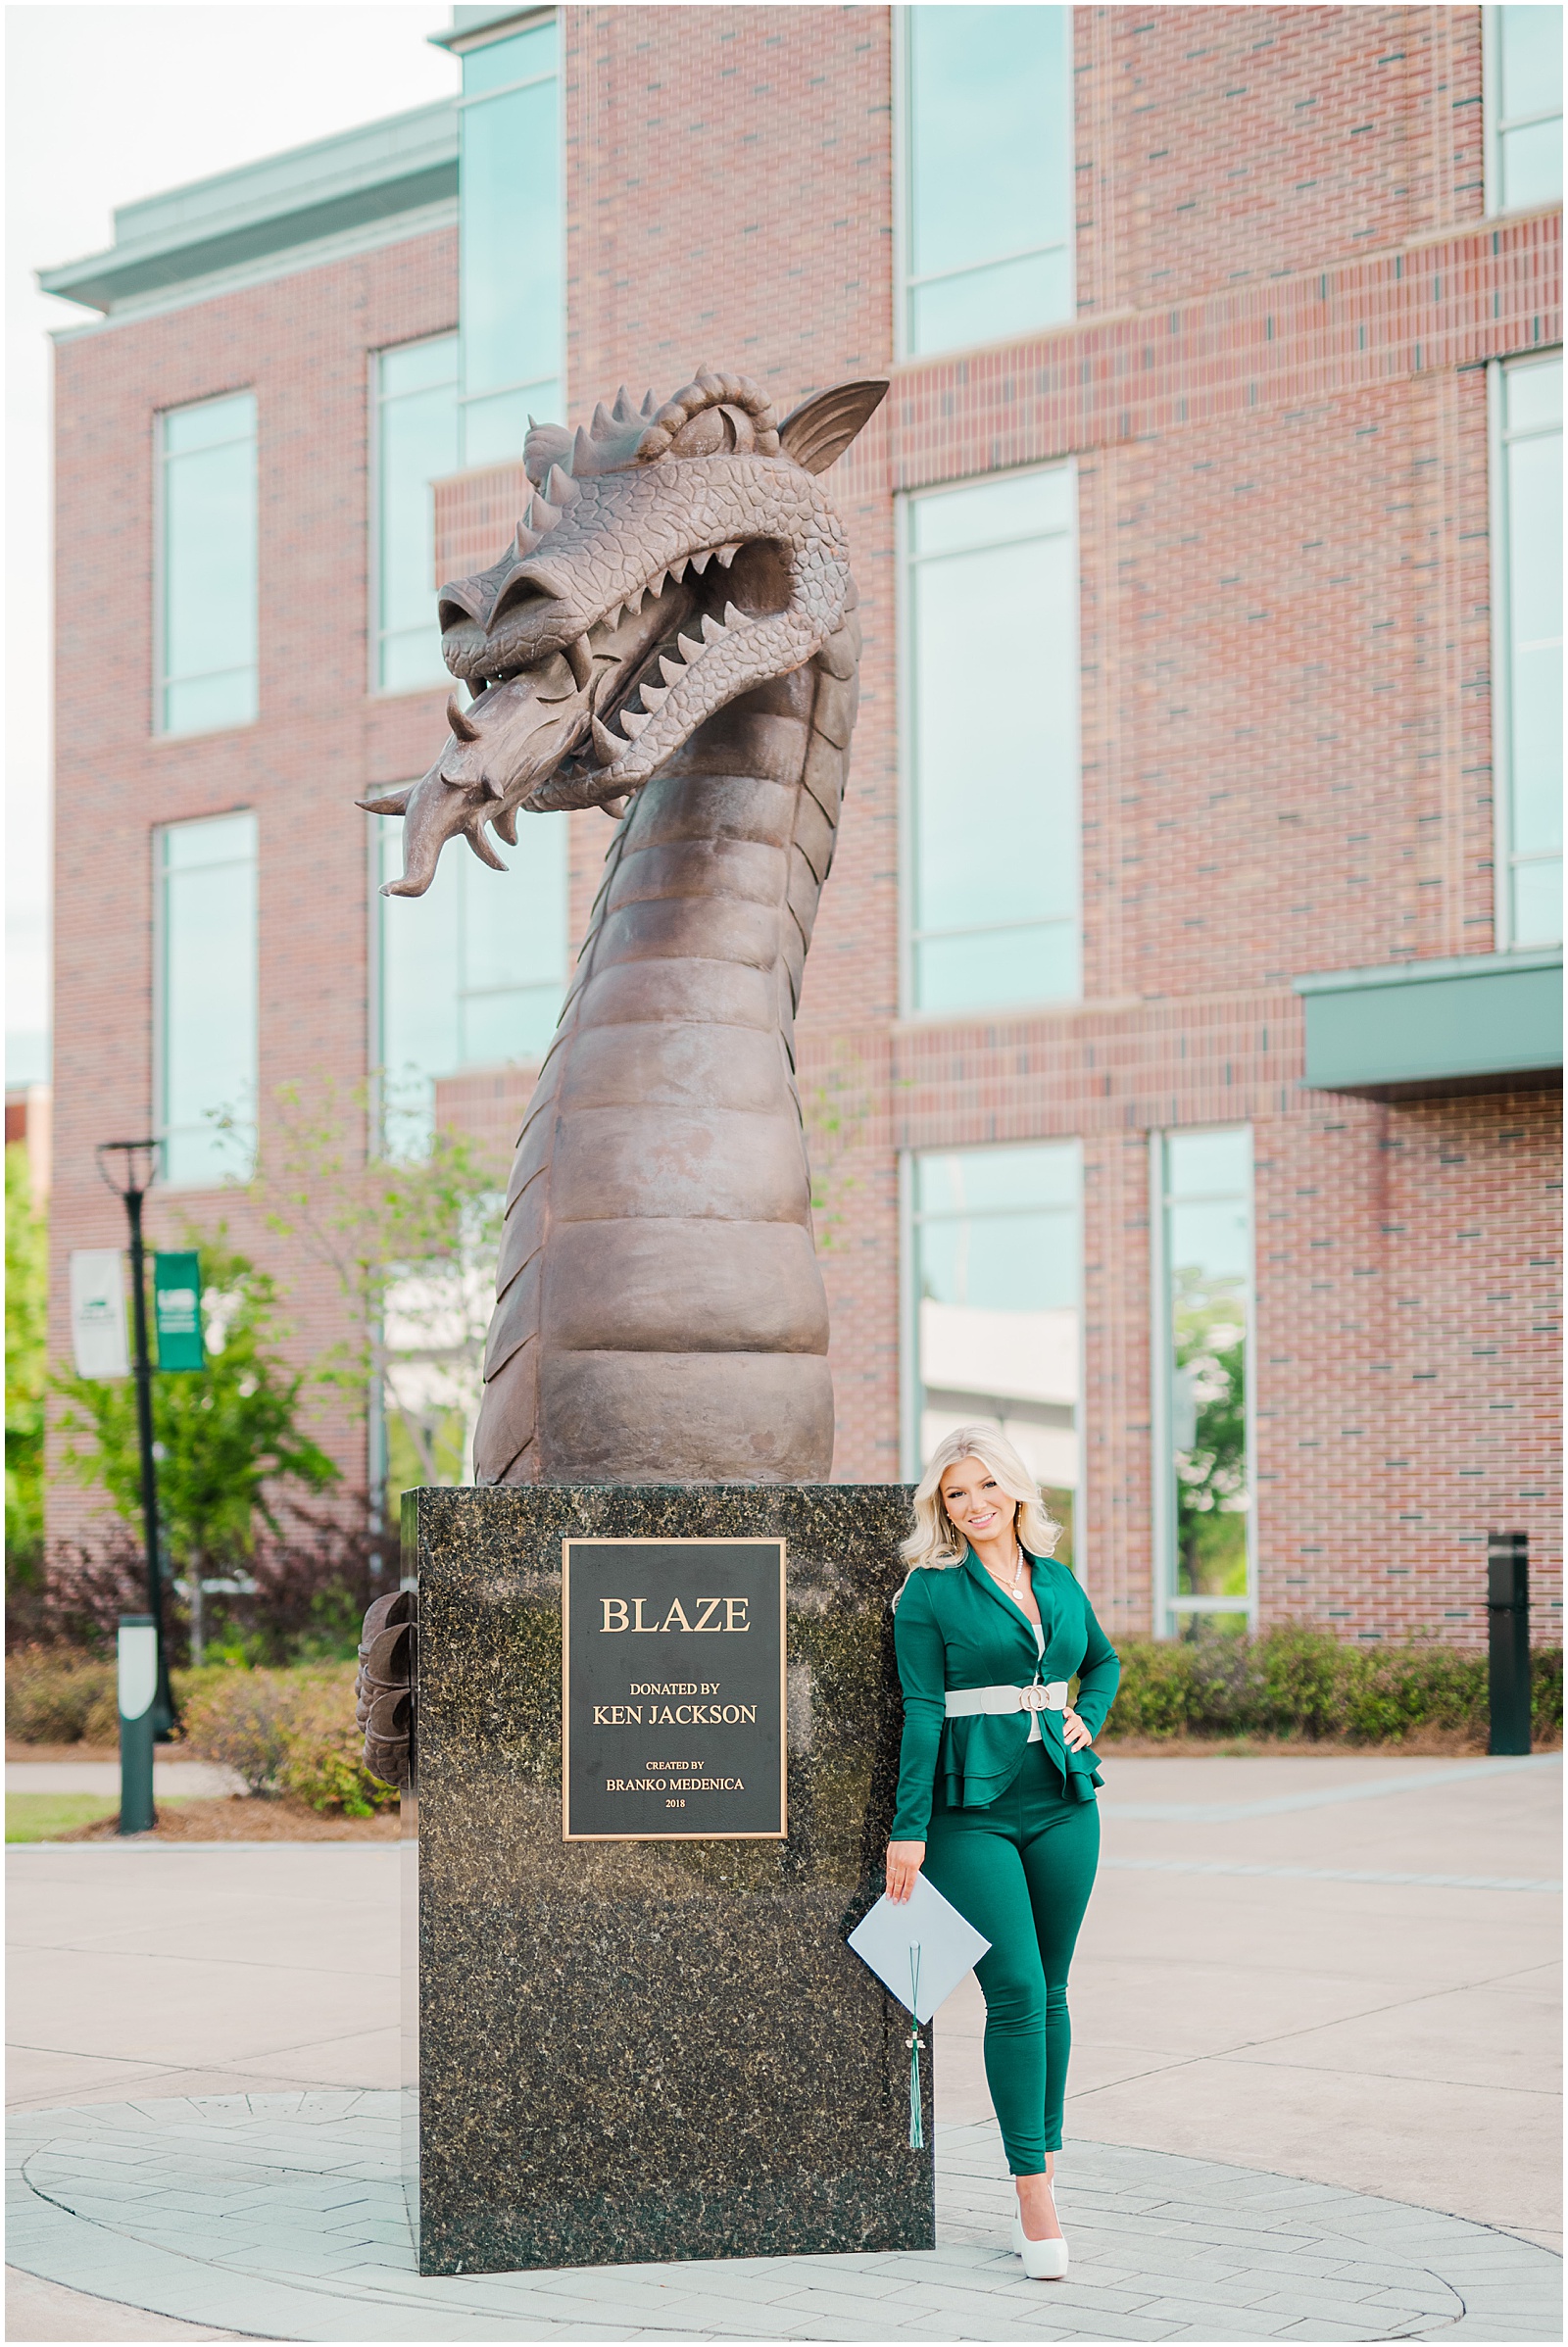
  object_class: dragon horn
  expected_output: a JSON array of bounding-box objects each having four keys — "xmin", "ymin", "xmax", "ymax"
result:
[
  {"xmin": 447, "ymin": 694, "xmax": 479, "ymax": 743},
  {"xmin": 357, "ymin": 784, "xmax": 413, "ymax": 816}
]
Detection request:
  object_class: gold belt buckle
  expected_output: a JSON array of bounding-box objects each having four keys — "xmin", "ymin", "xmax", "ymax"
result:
[{"xmin": 1018, "ymin": 1684, "xmax": 1047, "ymax": 1714}]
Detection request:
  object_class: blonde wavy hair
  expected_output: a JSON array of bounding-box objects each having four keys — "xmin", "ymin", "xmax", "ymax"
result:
[{"xmin": 900, "ymin": 1423, "xmax": 1062, "ymax": 1572}]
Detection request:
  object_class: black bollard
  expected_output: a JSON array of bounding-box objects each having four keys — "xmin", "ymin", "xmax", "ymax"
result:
[
  {"xmin": 1486, "ymin": 1532, "xmax": 1531, "ymax": 1757},
  {"xmin": 118, "ymin": 1614, "xmax": 158, "ymax": 1835}
]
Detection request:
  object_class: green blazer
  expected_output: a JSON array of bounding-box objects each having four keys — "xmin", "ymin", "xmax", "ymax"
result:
[{"xmin": 890, "ymin": 1549, "xmax": 1121, "ymax": 1840}]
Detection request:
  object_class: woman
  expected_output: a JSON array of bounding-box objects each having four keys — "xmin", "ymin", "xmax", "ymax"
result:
[{"xmin": 885, "ymin": 1426, "xmax": 1119, "ymax": 2281}]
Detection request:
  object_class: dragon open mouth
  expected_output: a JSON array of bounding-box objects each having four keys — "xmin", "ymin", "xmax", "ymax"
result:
[
  {"xmin": 462, "ymin": 533, "xmax": 793, "ymax": 804},
  {"xmin": 362, "ymin": 369, "xmax": 886, "ymax": 897}
]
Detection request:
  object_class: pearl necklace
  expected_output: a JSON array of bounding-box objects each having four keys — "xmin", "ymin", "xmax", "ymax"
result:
[{"xmin": 983, "ymin": 1543, "xmax": 1028, "ymax": 1597}]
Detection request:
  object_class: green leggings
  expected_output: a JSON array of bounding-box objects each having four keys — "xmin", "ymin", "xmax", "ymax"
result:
[{"xmin": 922, "ymin": 1742, "xmax": 1101, "ymax": 2173}]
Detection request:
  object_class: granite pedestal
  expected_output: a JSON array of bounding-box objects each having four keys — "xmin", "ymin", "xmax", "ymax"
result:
[{"xmin": 404, "ymin": 1483, "xmax": 931, "ymax": 2277}]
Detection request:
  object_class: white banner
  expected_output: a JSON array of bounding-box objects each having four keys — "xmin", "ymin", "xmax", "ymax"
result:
[{"xmin": 70, "ymin": 1248, "xmax": 130, "ymax": 1379}]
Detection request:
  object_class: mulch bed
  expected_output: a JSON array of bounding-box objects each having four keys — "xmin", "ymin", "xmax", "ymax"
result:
[{"xmin": 56, "ymin": 1795, "xmax": 401, "ymax": 1843}]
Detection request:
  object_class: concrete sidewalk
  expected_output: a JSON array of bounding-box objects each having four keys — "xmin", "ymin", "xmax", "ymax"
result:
[
  {"xmin": 7, "ymin": 1752, "xmax": 1560, "ymax": 2342},
  {"xmin": 7, "ymin": 1761, "xmax": 241, "ymax": 1798}
]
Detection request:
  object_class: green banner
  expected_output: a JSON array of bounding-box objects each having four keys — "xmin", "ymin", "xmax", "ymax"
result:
[{"xmin": 153, "ymin": 1251, "xmax": 205, "ymax": 1373}]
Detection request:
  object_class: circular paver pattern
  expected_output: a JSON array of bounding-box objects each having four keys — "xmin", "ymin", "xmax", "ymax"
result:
[{"xmin": 7, "ymin": 2093, "xmax": 1560, "ymax": 2342}]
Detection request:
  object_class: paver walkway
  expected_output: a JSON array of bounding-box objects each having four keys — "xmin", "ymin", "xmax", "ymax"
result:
[
  {"xmin": 7, "ymin": 1761, "xmax": 239, "ymax": 1797},
  {"xmin": 8, "ymin": 1752, "xmax": 1559, "ymax": 2340},
  {"xmin": 8, "ymin": 2089, "xmax": 1559, "ymax": 2342}
]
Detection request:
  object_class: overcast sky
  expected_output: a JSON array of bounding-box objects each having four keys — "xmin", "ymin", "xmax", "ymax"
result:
[{"xmin": 5, "ymin": 3, "xmax": 461, "ymax": 1085}]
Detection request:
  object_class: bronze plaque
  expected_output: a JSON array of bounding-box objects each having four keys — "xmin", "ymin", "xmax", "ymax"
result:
[{"xmin": 562, "ymin": 1538, "xmax": 787, "ymax": 1840}]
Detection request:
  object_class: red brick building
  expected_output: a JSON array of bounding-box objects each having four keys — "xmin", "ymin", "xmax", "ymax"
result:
[{"xmin": 45, "ymin": 6, "xmax": 1561, "ymax": 1644}]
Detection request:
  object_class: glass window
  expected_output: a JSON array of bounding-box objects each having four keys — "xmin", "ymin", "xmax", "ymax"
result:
[
  {"xmin": 1489, "ymin": 4, "xmax": 1564, "ymax": 213},
  {"xmin": 908, "ymin": 1141, "xmax": 1081, "ymax": 1569},
  {"xmin": 1494, "ymin": 352, "xmax": 1563, "ymax": 949},
  {"xmin": 902, "ymin": 5, "xmax": 1074, "ymax": 359},
  {"xmin": 157, "ymin": 812, "xmax": 258, "ymax": 1187},
  {"xmin": 158, "ymin": 393, "xmax": 257, "ymax": 736},
  {"xmin": 459, "ymin": 18, "xmax": 561, "ymax": 465},
  {"xmin": 377, "ymin": 807, "xmax": 569, "ymax": 1152},
  {"xmin": 905, "ymin": 467, "xmax": 1078, "ymax": 1012},
  {"xmin": 1152, "ymin": 1127, "xmax": 1254, "ymax": 1636},
  {"xmin": 375, "ymin": 336, "xmax": 460, "ymax": 694}
]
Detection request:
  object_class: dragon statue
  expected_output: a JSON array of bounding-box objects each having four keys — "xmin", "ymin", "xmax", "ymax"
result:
[{"xmin": 363, "ymin": 367, "xmax": 885, "ymax": 1491}]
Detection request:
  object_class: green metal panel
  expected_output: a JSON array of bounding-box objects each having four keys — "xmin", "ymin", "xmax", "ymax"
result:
[
  {"xmin": 430, "ymin": 6, "xmax": 546, "ymax": 49},
  {"xmin": 153, "ymin": 1251, "xmax": 205, "ymax": 1374},
  {"xmin": 40, "ymin": 103, "xmax": 457, "ymax": 314},
  {"xmin": 1296, "ymin": 949, "xmax": 1563, "ymax": 1098}
]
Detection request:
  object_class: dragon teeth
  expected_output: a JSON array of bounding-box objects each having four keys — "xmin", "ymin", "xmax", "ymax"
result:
[
  {"xmin": 619, "ymin": 709, "xmax": 652, "ymax": 739},
  {"xmin": 690, "ymin": 550, "xmax": 712, "ymax": 575},
  {"xmin": 722, "ymin": 600, "xmax": 750, "ymax": 630},
  {"xmin": 716, "ymin": 543, "xmax": 740, "ymax": 567},
  {"xmin": 659, "ymin": 654, "xmax": 685, "ymax": 687},
  {"xmin": 640, "ymin": 683, "xmax": 669, "ymax": 711},
  {"xmin": 700, "ymin": 611, "xmax": 726, "ymax": 645},
  {"xmin": 591, "ymin": 714, "xmax": 624, "ymax": 762},
  {"xmin": 676, "ymin": 631, "xmax": 705, "ymax": 664}
]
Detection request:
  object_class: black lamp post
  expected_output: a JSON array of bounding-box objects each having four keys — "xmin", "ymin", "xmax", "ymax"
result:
[{"xmin": 95, "ymin": 1140, "xmax": 176, "ymax": 1739}]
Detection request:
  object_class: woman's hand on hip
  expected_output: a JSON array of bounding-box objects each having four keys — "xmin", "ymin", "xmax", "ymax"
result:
[
  {"xmin": 1060, "ymin": 1706, "xmax": 1094, "ymax": 1753},
  {"xmin": 885, "ymin": 1840, "xmax": 925, "ymax": 1903}
]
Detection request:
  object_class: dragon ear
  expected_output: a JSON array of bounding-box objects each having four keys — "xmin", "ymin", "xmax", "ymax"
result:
[{"xmin": 777, "ymin": 378, "xmax": 888, "ymax": 474}]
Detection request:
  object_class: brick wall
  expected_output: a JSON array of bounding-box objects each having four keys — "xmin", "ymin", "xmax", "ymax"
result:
[
  {"xmin": 49, "ymin": 227, "xmax": 460, "ymax": 1538},
  {"xmin": 51, "ymin": 7, "xmax": 1561, "ymax": 1641}
]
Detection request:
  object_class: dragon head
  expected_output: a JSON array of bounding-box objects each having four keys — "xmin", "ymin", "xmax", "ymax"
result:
[{"xmin": 364, "ymin": 367, "xmax": 887, "ymax": 896}]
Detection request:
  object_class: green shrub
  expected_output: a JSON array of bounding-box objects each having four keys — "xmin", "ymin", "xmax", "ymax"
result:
[
  {"xmin": 3, "ymin": 1648, "xmax": 254, "ymax": 1749},
  {"xmin": 181, "ymin": 1663, "xmax": 396, "ymax": 1815},
  {"xmin": 275, "ymin": 1676, "xmax": 397, "ymax": 1818},
  {"xmin": 1532, "ymin": 1644, "xmax": 1564, "ymax": 1738},
  {"xmin": 181, "ymin": 1669, "xmax": 294, "ymax": 1793},
  {"xmin": 5, "ymin": 1647, "xmax": 115, "ymax": 1743},
  {"xmin": 1107, "ymin": 1625, "xmax": 1561, "ymax": 1745}
]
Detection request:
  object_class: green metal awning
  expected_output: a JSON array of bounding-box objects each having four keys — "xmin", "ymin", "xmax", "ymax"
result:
[
  {"xmin": 1295, "ymin": 948, "xmax": 1563, "ymax": 1100},
  {"xmin": 39, "ymin": 103, "xmax": 457, "ymax": 315}
]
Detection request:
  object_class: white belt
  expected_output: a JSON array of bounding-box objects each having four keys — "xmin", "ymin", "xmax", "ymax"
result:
[{"xmin": 945, "ymin": 1682, "xmax": 1070, "ymax": 1718}]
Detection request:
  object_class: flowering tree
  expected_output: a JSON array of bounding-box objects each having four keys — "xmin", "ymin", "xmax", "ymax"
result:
[{"xmin": 248, "ymin": 1080, "xmax": 504, "ymax": 1506}]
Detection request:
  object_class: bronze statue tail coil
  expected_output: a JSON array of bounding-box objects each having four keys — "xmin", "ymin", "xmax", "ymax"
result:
[{"xmin": 357, "ymin": 1588, "xmax": 415, "ymax": 1786}]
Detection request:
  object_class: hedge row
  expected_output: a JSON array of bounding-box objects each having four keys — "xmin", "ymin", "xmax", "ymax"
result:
[
  {"xmin": 5, "ymin": 1649, "xmax": 395, "ymax": 1817},
  {"xmin": 1103, "ymin": 1624, "xmax": 1563, "ymax": 1743},
  {"xmin": 181, "ymin": 1665, "xmax": 397, "ymax": 1817},
  {"xmin": 9, "ymin": 1631, "xmax": 1562, "ymax": 1810}
]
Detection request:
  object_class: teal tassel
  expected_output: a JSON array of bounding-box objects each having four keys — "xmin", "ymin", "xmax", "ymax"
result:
[{"xmin": 906, "ymin": 1946, "xmax": 925, "ymax": 2149}]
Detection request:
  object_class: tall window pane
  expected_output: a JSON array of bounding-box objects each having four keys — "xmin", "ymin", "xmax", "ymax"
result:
[
  {"xmin": 376, "ymin": 337, "xmax": 459, "ymax": 694},
  {"xmin": 459, "ymin": 19, "xmax": 561, "ymax": 465},
  {"xmin": 1153, "ymin": 1128, "xmax": 1254, "ymax": 1636},
  {"xmin": 909, "ymin": 1141, "xmax": 1080, "ymax": 1569},
  {"xmin": 906, "ymin": 468, "xmax": 1078, "ymax": 1011},
  {"xmin": 1496, "ymin": 353, "xmax": 1563, "ymax": 948},
  {"xmin": 159, "ymin": 393, "xmax": 257, "ymax": 736},
  {"xmin": 158, "ymin": 812, "xmax": 258, "ymax": 1186},
  {"xmin": 1490, "ymin": 4, "xmax": 1564, "ymax": 212},
  {"xmin": 377, "ymin": 808, "xmax": 569, "ymax": 1152},
  {"xmin": 903, "ymin": 5, "xmax": 1073, "ymax": 358}
]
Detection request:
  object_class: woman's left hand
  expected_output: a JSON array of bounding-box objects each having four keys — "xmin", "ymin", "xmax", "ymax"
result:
[{"xmin": 1060, "ymin": 1705, "xmax": 1093, "ymax": 1753}]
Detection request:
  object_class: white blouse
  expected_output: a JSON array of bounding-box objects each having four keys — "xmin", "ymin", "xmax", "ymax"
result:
[{"xmin": 1028, "ymin": 1622, "xmax": 1045, "ymax": 1742}]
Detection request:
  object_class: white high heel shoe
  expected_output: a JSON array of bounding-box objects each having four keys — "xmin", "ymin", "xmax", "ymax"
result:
[{"xmin": 1011, "ymin": 2175, "xmax": 1069, "ymax": 2279}]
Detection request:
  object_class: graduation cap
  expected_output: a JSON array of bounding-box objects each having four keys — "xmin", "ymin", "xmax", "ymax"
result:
[{"xmin": 848, "ymin": 1875, "xmax": 991, "ymax": 2146}]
